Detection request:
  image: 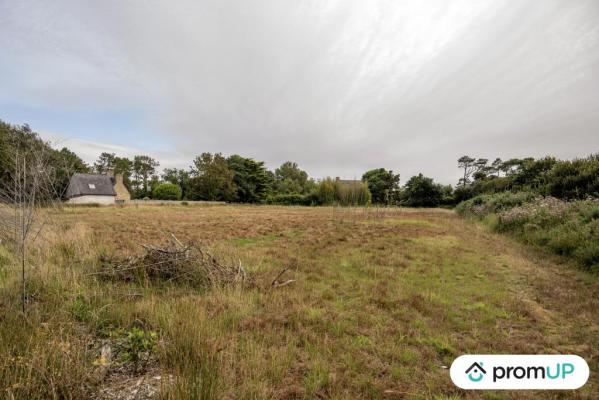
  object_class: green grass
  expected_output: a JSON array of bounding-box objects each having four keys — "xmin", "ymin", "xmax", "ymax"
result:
[{"xmin": 0, "ymin": 205, "xmax": 597, "ymax": 399}]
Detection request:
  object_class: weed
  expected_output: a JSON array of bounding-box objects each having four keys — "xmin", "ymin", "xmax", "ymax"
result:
[{"xmin": 120, "ymin": 327, "xmax": 157, "ymax": 370}]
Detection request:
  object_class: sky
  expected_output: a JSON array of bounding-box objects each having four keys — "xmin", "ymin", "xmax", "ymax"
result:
[{"xmin": 1, "ymin": 0, "xmax": 598, "ymax": 184}]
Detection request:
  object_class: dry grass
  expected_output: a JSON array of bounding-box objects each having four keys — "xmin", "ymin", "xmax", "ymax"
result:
[{"xmin": 0, "ymin": 205, "xmax": 597, "ymax": 399}]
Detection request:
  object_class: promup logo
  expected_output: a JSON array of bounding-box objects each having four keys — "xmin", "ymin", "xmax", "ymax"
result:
[
  {"xmin": 465, "ymin": 362, "xmax": 486, "ymax": 382},
  {"xmin": 450, "ymin": 355, "xmax": 589, "ymax": 390}
]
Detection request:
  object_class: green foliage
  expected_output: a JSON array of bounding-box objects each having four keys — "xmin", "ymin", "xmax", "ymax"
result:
[
  {"xmin": 361, "ymin": 168, "xmax": 400, "ymax": 204},
  {"xmin": 188, "ymin": 152, "xmax": 236, "ymax": 201},
  {"xmin": 439, "ymin": 184, "xmax": 455, "ymax": 206},
  {"xmin": 0, "ymin": 120, "xmax": 89, "ymax": 199},
  {"xmin": 402, "ymin": 174, "xmax": 442, "ymax": 207},
  {"xmin": 456, "ymin": 191, "xmax": 537, "ymax": 216},
  {"xmin": 121, "ymin": 327, "xmax": 157, "ymax": 368},
  {"xmin": 316, "ymin": 178, "xmax": 336, "ymax": 205},
  {"xmin": 459, "ymin": 193, "xmax": 599, "ymax": 272},
  {"xmin": 268, "ymin": 193, "xmax": 311, "ymax": 205},
  {"xmin": 70, "ymin": 294, "xmax": 92, "ymax": 322},
  {"xmin": 153, "ymin": 183, "xmax": 183, "ymax": 200},
  {"xmin": 456, "ymin": 154, "xmax": 599, "ymax": 202},
  {"xmin": 132, "ymin": 155, "xmax": 159, "ymax": 198},
  {"xmin": 93, "ymin": 152, "xmax": 116, "ymax": 174},
  {"xmin": 274, "ymin": 161, "xmax": 315, "ymax": 195},
  {"xmin": 162, "ymin": 168, "xmax": 191, "ymax": 199},
  {"xmin": 227, "ymin": 154, "xmax": 273, "ymax": 203},
  {"xmin": 53, "ymin": 147, "xmax": 90, "ymax": 197},
  {"xmin": 545, "ymin": 155, "xmax": 599, "ymax": 199},
  {"xmin": 313, "ymin": 178, "xmax": 371, "ymax": 205},
  {"xmin": 93, "ymin": 152, "xmax": 134, "ymax": 193}
]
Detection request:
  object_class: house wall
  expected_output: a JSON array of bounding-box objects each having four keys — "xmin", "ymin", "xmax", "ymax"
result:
[{"xmin": 68, "ymin": 195, "xmax": 115, "ymax": 205}]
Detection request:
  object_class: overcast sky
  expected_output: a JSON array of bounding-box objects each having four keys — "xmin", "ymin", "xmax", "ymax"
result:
[{"xmin": 1, "ymin": 0, "xmax": 598, "ymax": 183}]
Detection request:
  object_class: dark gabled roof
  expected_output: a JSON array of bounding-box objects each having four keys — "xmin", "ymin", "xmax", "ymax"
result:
[{"xmin": 66, "ymin": 173, "xmax": 116, "ymax": 198}]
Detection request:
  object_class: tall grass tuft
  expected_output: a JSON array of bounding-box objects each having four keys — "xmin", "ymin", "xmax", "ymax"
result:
[
  {"xmin": 0, "ymin": 304, "xmax": 93, "ymax": 399},
  {"xmin": 158, "ymin": 301, "xmax": 221, "ymax": 400}
]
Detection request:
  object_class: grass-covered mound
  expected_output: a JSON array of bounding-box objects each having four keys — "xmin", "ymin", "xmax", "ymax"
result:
[{"xmin": 457, "ymin": 192, "xmax": 599, "ymax": 272}]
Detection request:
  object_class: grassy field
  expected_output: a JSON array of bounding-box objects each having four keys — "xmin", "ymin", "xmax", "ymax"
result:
[{"xmin": 0, "ymin": 205, "xmax": 597, "ymax": 399}]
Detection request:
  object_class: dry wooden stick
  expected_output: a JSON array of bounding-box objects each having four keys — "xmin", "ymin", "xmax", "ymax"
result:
[{"xmin": 271, "ymin": 267, "xmax": 295, "ymax": 288}]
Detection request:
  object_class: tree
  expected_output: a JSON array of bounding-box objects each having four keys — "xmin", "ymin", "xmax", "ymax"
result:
[
  {"xmin": 512, "ymin": 157, "xmax": 557, "ymax": 190},
  {"xmin": 132, "ymin": 155, "xmax": 159, "ymax": 198},
  {"xmin": 402, "ymin": 174, "xmax": 442, "ymax": 207},
  {"xmin": 188, "ymin": 153, "xmax": 236, "ymax": 201},
  {"xmin": 0, "ymin": 120, "xmax": 88, "ymax": 200},
  {"xmin": 457, "ymin": 156, "xmax": 476, "ymax": 187},
  {"xmin": 546, "ymin": 154, "xmax": 599, "ymax": 199},
  {"xmin": 93, "ymin": 152, "xmax": 117, "ymax": 174},
  {"xmin": 53, "ymin": 147, "xmax": 90, "ymax": 197},
  {"xmin": 153, "ymin": 183, "xmax": 182, "ymax": 200},
  {"xmin": 227, "ymin": 155, "xmax": 273, "ymax": 203},
  {"xmin": 361, "ymin": 168, "xmax": 400, "ymax": 204},
  {"xmin": 113, "ymin": 156, "xmax": 133, "ymax": 192},
  {"xmin": 315, "ymin": 178, "xmax": 336, "ymax": 205},
  {"xmin": 439, "ymin": 184, "xmax": 455, "ymax": 206},
  {"xmin": 274, "ymin": 161, "xmax": 313, "ymax": 195},
  {"xmin": 490, "ymin": 158, "xmax": 503, "ymax": 177},
  {"xmin": 162, "ymin": 168, "xmax": 191, "ymax": 199},
  {"xmin": 333, "ymin": 179, "xmax": 371, "ymax": 205}
]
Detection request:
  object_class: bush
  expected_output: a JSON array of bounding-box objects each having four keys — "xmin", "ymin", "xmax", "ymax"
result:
[
  {"xmin": 268, "ymin": 193, "xmax": 310, "ymax": 205},
  {"xmin": 153, "ymin": 183, "xmax": 182, "ymax": 200},
  {"xmin": 456, "ymin": 191, "xmax": 537, "ymax": 217},
  {"xmin": 458, "ymin": 192, "xmax": 599, "ymax": 272},
  {"xmin": 545, "ymin": 154, "xmax": 599, "ymax": 199}
]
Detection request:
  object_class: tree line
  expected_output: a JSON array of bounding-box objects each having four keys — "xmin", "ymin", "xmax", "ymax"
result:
[
  {"xmin": 454, "ymin": 155, "xmax": 599, "ymax": 202},
  {"xmin": 90, "ymin": 151, "xmax": 599, "ymax": 206},
  {"xmin": 1, "ymin": 120, "xmax": 597, "ymax": 206}
]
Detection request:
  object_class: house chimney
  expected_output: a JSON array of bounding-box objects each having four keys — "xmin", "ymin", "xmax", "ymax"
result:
[
  {"xmin": 105, "ymin": 168, "xmax": 115, "ymax": 178},
  {"xmin": 114, "ymin": 172, "xmax": 124, "ymax": 185}
]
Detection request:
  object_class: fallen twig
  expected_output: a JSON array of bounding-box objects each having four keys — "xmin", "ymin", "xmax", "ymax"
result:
[{"xmin": 271, "ymin": 267, "xmax": 295, "ymax": 288}]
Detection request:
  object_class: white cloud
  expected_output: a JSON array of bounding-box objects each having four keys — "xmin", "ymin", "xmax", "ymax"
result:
[
  {"xmin": 40, "ymin": 130, "xmax": 187, "ymax": 172},
  {"xmin": 1, "ymin": 0, "xmax": 598, "ymax": 184}
]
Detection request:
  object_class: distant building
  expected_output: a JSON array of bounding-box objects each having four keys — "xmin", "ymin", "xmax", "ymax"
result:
[{"xmin": 65, "ymin": 170, "xmax": 130, "ymax": 204}]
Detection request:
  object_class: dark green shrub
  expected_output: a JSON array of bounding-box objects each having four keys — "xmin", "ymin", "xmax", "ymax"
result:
[
  {"xmin": 456, "ymin": 192, "xmax": 537, "ymax": 217},
  {"xmin": 401, "ymin": 174, "xmax": 442, "ymax": 207},
  {"xmin": 269, "ymin": 193, "xmax": 310, "ymax": 205},
  {"xmin": 574, "ymin": 241, "xmax": 599, "ymax": 272},
  {"xmin": 546, "ymin": 154, "xmax": 599, "ymax": 199},
  {"xmin": 546, "ymin": 227, "xmax": 581, "ymax": 256},
  {"xmin": 458, "ymin": 192, "xmax": 599, "ymax": 272},
  {"xmin": 153, "ymin": 183, "xmax": 182, "ymax": 200}
]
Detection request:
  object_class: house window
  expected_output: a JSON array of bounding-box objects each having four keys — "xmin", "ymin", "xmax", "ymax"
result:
[{"xmin": 88, "ymin": 183, "xmax": 96, "ymax": 189}]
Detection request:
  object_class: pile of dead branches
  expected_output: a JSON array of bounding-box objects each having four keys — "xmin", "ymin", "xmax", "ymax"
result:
[{"xmin": 98, "ymin": 234, "xmax": 252, "ymax": 288}]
